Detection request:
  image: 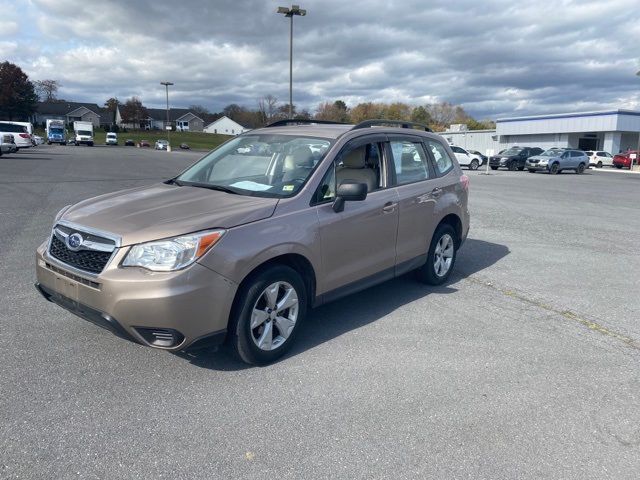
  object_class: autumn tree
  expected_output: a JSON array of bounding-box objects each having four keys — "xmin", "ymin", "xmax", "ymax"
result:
[
  {"xmin": 349, "ymin": 102, "xmax": 384, "ymax": 123},
  {"xmin": 315, "ymin": 100, "xmax": 350, "ymax": 122},
  {"xmin": 34, "ymin": 79, "xmax": 61, "ymax": 102},
  {"xmin": 120, "ymin": 97, "xmax": 148, "ymax": 129},
  {"xmin": 0, "ymin": 62, "xmax": 38, "ymax": 120}
]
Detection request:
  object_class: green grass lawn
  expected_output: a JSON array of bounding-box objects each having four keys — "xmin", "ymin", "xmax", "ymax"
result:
[{"xmin": 34, "ymin": 129, "xmax": 232, "ymax": 151}]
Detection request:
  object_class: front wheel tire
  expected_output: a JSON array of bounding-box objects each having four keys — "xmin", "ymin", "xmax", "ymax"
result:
[
  {"xmin": 230, "ymin": 265, "xmax": 307, "ymax": 365},
  {"xmin": 490, "ymin": 166, "xmax": 499, "ymax": 170},
  {"xmin": 416, "ymin": 224, "xmax": 457, "ymax": 285}
]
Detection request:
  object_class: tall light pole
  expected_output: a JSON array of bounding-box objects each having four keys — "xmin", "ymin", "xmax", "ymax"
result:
[
  {"xmin": 277, "ymin": 5, "xmax": 306, "ymax": 119},
  {"xmin": 635, "ymin": 70, "xmax": 640, "ymax": 169},
  {"xmin": 160, "ymin": 81, "xmax": 173, "ymax": 151}
]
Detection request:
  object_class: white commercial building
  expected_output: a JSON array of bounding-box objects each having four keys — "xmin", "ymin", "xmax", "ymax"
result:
[{"xmin": 442, "ymin": 109, "xmax": 640, "ymax": 155}]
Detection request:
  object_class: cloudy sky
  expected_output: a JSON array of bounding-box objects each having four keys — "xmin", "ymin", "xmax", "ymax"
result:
[{"xmin": 4, "ymin": 0, "xmax": 640, "ymax": 119}]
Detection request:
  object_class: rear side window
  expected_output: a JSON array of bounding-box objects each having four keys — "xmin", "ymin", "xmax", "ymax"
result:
[
  {"xmin": 389, "ymin": 141, "xmax": 430, "ymax": 185},
  {"xmin": 425, "ymin": 140, "xmax": 454, "ymax": 175},
  {"xmin": 571, "ymin": 151, "xmax": 583, "ymax": 157},
  {"xmin": 451, "ymin": 146, "xmax": 465, "ymax": 154}
]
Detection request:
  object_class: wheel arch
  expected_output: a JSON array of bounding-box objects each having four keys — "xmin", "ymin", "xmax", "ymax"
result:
[
  {"xmin": 437, "ymin": 213, "xmax": 463, "ymax": 247},
  {"xmin": 231, "ymin": 253, "xmax": 317, "ymax": 318}
]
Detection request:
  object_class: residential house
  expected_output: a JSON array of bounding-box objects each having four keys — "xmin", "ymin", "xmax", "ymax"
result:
[
  {"xmin": 32, "ymin": 101, "xmax": 113, "ymax": 128},
  {"xmin": 203, "ymin": 116, "xmax": 249, "ymax": 136},
  {"xmin": 119, "ymin": 107, "xmax": 205, "ymax": 132}
]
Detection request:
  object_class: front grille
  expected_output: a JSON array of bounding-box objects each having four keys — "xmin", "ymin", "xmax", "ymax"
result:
[{"xmin": 49, "ymin": 235, "xmax": 112, "ymax": 274}]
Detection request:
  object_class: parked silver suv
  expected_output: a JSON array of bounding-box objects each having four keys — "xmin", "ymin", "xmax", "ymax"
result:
[{"xmin": 35, "ymin": 120, "xmax": 470, "ymax": 364}]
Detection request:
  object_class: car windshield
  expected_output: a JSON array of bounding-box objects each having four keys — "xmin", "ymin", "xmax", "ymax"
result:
[
  {"xmin": 50, "ymin": 128, "xmax": 64, "ymax": 134},
  {"xmin": 176, "ymin": 134, "xmax": 332, "ymax": 198},
  {"xmin": 502, "ymin": 148, "xmax": 522, "ymax": 155},
  {"xmin": 78, "ymin": 130, "xmax": 92, "ymax": 136},
  {"xmin": 541, "ymin": 149, "xmax": 562, "ymax": 156}
]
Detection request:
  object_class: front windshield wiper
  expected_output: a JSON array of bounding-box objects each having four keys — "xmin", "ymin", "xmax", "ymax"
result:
[{"xmin": 174, "ymin": 180, "xmax": 241, "ymax": 194}]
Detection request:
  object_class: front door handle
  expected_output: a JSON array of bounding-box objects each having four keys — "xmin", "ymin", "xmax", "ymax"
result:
[
  {"xmin": 431, "ymin": 187, "xmax": 443, "ymax": 198},
  {"xmin": 382, "ymin": 202, "xmax": 397, "ymax": 213}
]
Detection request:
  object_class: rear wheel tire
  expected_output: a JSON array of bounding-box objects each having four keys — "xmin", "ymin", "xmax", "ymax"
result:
[
  {"xmin": 597, "ymin": 161, "xmax": 602, "ymax": 168},
  {"xmin": 416, "ymin": 224, "xmax": 457, "ymax": 286},
  {"xmin": 469, "ymin": 159, "xmax": 479, "ymax": 171},
  {"xmin": 229, "ymin": 265, "xmax": 307, "ymax": 365},
  {"xmin": 517, "ymin": 166, "xmax": 525, "ymax": 171},
  {"xmin": 577, "ymin": 163, "xmax": 585, "ymax": 174},
  {"xmin": 490, "ymin": 166, "xmax": 499, "ymax": 170},
  {"xmin": 528, "ymin": 169, "xmax": 536, "ymax": 173}
]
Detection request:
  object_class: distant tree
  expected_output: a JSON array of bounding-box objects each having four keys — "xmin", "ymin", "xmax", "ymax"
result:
[
  {"xmin": 222, "ymin": 104, "xmax": 245, "ymax": 121},
  {"xmin": 188, "ymin": 104, "xmax": 210, "ymax": 118},
  {"xmin": 104, "ymin": 97, "xmax": 120, "ymax": 111},
  {"xmin": 0, "ymin": 62, "xmax": 38, "ymax": 120},
  {"xmin": 349, "ymin": 102, "xmax": 384, "ymax": 123},
  {"xmin": 257, "ymin": 94, "xmax": 279, "ymax": 125},
  {"xmin": 103, "ymin": 97, "xmax": 120, "ymax": 125},
  {"xmin": 381, "ymin": 102, "xmax": 411, "ymax": 121},
  {"xmin": 294, "ymin": 109, "xmax": 312, "ymax": 120},
  {"xmin": 34, "ymin": 79, "xmax": 61, "ymax": 102},
  {"xmin": 314, "ymin": 101, "xmax": 342, "ymax": 122},
  {"xmin": 411, "ymin": 105, "xmax": 432, "ymax": 125},
  {"xmin": 120, "ymin": 97, "xmax": 148, "ymax": 129}
]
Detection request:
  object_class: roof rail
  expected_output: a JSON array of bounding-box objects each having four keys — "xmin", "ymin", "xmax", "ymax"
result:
[
  {"xmin": 352, "ymin": 119, "xmax": 432, "ymax": 132},
  {"xmin": 264, "ymin": 119, "xmax": 349, "ymax": 128}
]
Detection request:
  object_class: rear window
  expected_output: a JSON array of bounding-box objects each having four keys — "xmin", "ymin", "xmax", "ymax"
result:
[{"xmin": 0, "ymin": 123, "xmax": 27, "ymax": 133}]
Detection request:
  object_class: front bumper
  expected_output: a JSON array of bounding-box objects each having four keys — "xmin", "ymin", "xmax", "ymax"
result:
[
  {"xmin": 35, "ymin": 241, "xmax": 237, "ymax": 351},
  {"xmin": 525, "ymin": 162, "xmax": 548, "ymax": 171}
]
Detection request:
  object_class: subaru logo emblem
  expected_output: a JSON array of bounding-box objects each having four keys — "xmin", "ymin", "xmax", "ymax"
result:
[{"xmin": 66, "ymin": 232, "xmax": 83, "ymax": 251}]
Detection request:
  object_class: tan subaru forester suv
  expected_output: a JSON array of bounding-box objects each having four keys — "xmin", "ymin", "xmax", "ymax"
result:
[{"xmin": 36, "ymin": 120, "xmax": 470, "ymax": 364}]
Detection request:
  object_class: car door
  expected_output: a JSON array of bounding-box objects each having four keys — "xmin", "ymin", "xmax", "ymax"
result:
[
  {"xmin": 386, "ymin": 136, "xmax": 439, "ymax": 272},
  {"xmin": 314, "ymin": 135, "xmax": 399, "ymax": 297}
]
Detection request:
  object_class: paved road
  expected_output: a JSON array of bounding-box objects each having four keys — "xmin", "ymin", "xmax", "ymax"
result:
[{"xmin": 1, "ymin": 146, "xmax": 639, "ymax": 479}]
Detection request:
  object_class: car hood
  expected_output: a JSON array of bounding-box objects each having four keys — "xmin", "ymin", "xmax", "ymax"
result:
[{"xmin": 61, "ymin": 183, "xmax": 279, "ymax": 246}]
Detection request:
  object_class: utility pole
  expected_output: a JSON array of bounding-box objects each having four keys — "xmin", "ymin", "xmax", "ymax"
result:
[
  {"xmin": 277, "ymin": 5, "xmax": 306, "ymax": 119},
  {"xmin": 160, "ymin": 81, "xmax": 173, "ymax": 151}
]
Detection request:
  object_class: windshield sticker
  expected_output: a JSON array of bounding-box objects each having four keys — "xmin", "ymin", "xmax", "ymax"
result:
[
  {"xmin": 229, "ymin": 181, "xmax": 273, "ymax": 191},
  {"xmin": 282, "ymin": 185, "xmax": 294, "ymax": 192}
]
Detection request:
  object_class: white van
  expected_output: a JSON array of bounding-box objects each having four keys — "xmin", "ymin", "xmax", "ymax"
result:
[
  {"xmin": 106, "ymin": 132, "xmax": 118, "ymax": 145},
  {"xmin": 0, "ymin": 122, "xmax": 32, "ymax": 149}
]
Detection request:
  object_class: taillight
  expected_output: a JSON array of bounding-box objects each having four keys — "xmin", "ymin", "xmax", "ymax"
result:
[
  {"xmin": 460, "ymin": 174, "xmax": 469, "ymax": 191},
  {"xmin": 19, "ymin": 133, "xmax": 30, "ymax": 139}
]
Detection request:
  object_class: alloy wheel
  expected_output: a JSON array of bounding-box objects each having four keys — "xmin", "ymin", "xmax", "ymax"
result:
[
  {"xmin": 434, "ymin": 234, "xmax": 454, "ymax": 277},
  {"xmin": 250, "ymin": 281, "xmax": 299, "ymax": 351}
]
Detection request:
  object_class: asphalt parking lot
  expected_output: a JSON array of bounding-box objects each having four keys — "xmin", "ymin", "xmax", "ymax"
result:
[{"xmin": 1, "ymin": 145, "xmax": 639, "ymax": 479}]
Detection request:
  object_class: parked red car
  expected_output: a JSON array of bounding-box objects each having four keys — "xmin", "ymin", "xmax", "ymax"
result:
[
  {"xmin": 139, "ymin": 140, "xmax": 150, "ymax": 148},
  {"xmin": 613, "ymin": 151, "xmax": 638, "ymax": 169}
]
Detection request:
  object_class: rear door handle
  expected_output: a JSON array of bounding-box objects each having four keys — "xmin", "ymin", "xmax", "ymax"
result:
[
  {"xmin": 431, "ymin": 187, "xmax": 443, "ymax": 198},
  {"xmin": 382, "ymin": 202, "xmax": 397, "ymax": 213}
]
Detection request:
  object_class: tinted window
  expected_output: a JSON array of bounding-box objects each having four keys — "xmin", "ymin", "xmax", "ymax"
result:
[
  {"xmin": 426, "ymin": 140, "xmax": 454, "ymax": 175},
  {"xmin": 571, "ymin": 151, "xmax": 583, "ymax": 157},
  {"xmin": 451, "ymin": 146, "xmax": 464, "ymax": 153},
  {"xmin": 389, "ymin": 141, "xmax": 429, "ymax": 185},
  {"xmin": 0, "ymin": 123, "xmax": 26, "ymax": 133}
]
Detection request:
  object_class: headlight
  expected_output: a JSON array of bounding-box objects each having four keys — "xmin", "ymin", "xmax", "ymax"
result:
[
  {"xmin": 122, "ymin": 229, "xmax": 225, "ymax": 271},
  {"xmin": 539, "ymin": 159, "xmax": 548, "ymax": 164}
]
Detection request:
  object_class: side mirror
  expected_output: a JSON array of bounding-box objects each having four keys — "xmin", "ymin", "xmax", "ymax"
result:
[{"xmin": 332, "ymin": 181, "xmax": 368, "ymax": 213}]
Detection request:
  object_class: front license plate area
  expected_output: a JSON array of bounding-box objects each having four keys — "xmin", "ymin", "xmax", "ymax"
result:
[{"xmin": 54, "ymin": 275, "xmax": 79, "ymax": 302}]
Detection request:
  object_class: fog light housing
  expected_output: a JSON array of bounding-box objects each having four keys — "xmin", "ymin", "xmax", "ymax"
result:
[{"xmin": 135, "ymin": 328, "xmax": 184, "ymax": 348}]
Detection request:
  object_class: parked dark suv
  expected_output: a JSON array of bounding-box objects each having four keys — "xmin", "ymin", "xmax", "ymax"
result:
[
  {"xmin": 489, "ymin": 146, "xmax": 544, "ymax": 171},
  {"xmin": 36, "ymin": 119, "xmax": 470, "ymax": 365}
]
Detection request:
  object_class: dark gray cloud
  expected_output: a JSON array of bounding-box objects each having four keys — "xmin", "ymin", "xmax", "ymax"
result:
[{"xmin": 3, "ymin": 0, "xmax": 639, "ymax": 119}]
